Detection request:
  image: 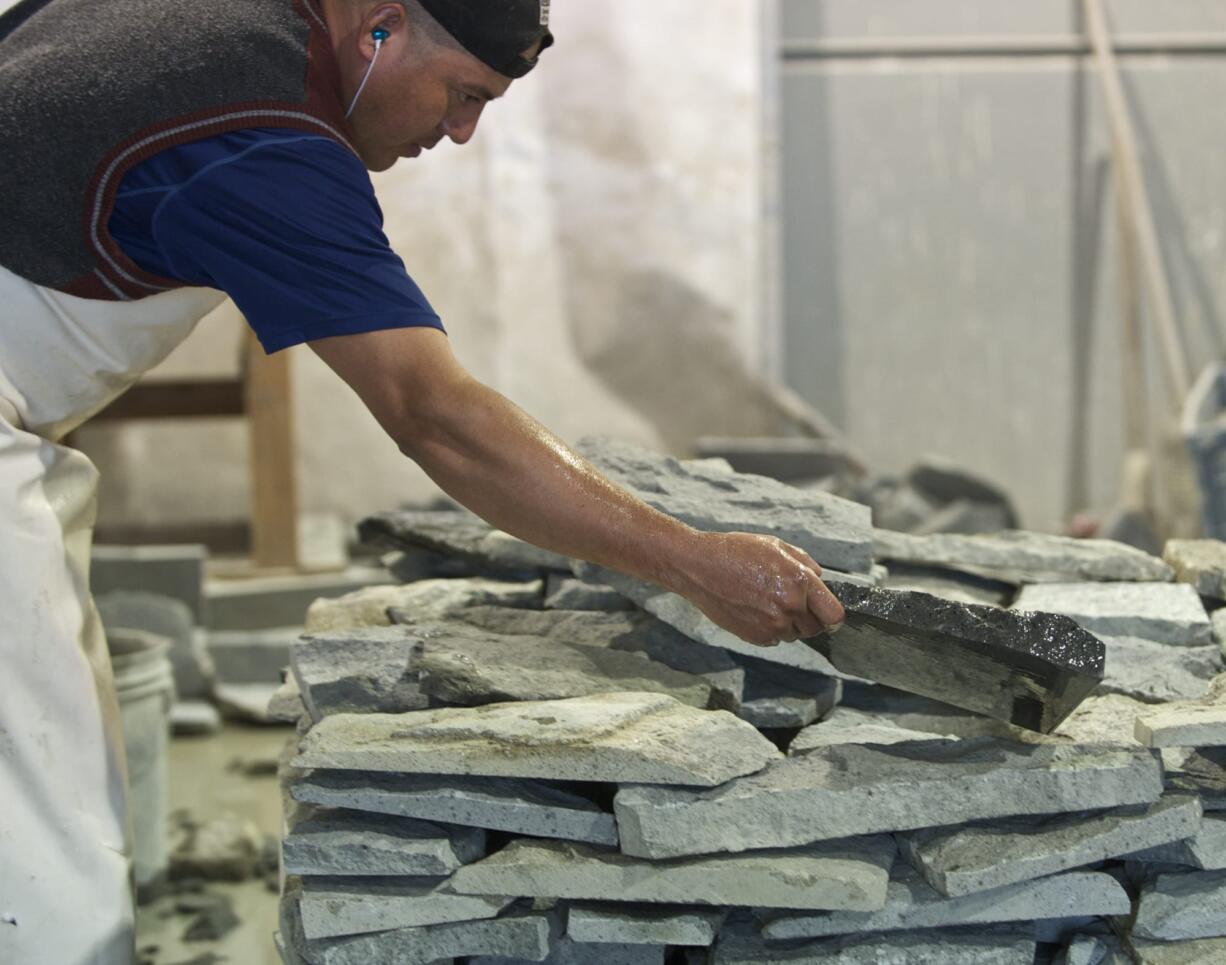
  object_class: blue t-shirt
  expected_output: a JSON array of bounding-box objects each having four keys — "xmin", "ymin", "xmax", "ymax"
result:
[{"xmin": 108, "ymin": 128, "xmax": 444, "ymax": 353}]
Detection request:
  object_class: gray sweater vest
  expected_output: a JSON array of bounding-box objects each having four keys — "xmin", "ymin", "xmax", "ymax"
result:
[{"xmin": 0, "ymin": 0, "xmax": 353, "ymax": 300}]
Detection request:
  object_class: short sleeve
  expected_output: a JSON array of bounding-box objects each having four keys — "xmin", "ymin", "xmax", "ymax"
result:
[{"xmin": 117, "ymin": 134, "xmax": 444, "ymax": 353}]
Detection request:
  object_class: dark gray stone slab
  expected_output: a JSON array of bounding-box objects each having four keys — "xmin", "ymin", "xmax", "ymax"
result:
[
  {"xmin": 713, "ymin": 921, "xmax": 1036, "ymax": 965},
  {"xmin": 210, "ymin": 626, "xmax": 299, "ymax": 685},
  {"xmin": 757, "ymin": 867, "xmax": 1129, "ymax": 939},
  {"xmin": 291, "ymin": 770, "xmax": 617, "ymax": 846},
  {"xmin": 409, "ymin": 623, "xmax": 721, "ymax": 709},
  {"xmin": 736, "ymin": 667, "xmax": 841, "ymax": 730},
  {"xmin": 576, "ymin": 437, "xmax": 873, "ymax": 574},
  {"xmin": 899, "ymin": 797, "xmax": 1203, "ymax": 896},
  {"xmin": 814, "ymin": 580, "xmax": 1105, "ymax": 733},
  {"xmin": 411, "ymin": 606, "xmax": 745, "ymax": 708},
  {"xmin": 613, "ymin": 739, "xmax": 1163, "ymax": 859},
  {"xmin": 294, "ymin": 692, "xmax": 781, "ymax": 787},
  {"xmin": 872, "ymin": 529, "xmax": 1172, "ymax": 585},
  {"xmin": 359, "ymin": 508, "xmax": 571, "ymax": 573},
  {"xmin": 290, "ymin": 628, "xmax": 426, "ymax": 722},
  {"xmin": 448, "ymin": 837, "xmax": 895, "ymax": 911},
  {"xmin": 282, "ymin": 809, "xmax": 485, "ymax": 877},
  {"xmin": 544, "ymin": 575, "xmax": 636, "ymax": 612}
]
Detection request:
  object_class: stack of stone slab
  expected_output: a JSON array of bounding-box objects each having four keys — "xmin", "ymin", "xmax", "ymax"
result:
[{"xmin": 273, "ymin": 438, "xmax": 1226, "ymax": 965}]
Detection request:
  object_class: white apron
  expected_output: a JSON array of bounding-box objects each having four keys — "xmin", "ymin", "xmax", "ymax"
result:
[{"xmin": 0, "ymin": 263, "xmax": 224, "ymax": 965}]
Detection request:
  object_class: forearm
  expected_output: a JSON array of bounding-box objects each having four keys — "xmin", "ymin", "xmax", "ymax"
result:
[{"xmin": 397, "ymin": 374, "xmax": 700, "ymax": 593}]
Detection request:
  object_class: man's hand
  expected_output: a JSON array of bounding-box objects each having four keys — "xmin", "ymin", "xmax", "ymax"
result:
[
  {"xmin": 671, "ymin": 531, "xmax": 844, "ymax": 646},
  {"xmin": 309, "ymin": 326, "xmax": 844, "ymax": 650}
]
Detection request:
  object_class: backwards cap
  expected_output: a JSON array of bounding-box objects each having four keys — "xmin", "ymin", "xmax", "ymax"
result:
[{"xmin": 415, "ymin": 0, "xmax": 554, "ymax": 79}]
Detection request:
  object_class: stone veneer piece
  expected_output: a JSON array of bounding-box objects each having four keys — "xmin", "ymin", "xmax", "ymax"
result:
[
  {"xmin": 1164, "ymin": 539, "xmax": 1226, "ymax": 600},
  {"xmin": 614, "ymin": 738, "xmax": 1163, "ymax": 859},
  {"xmin": 298, "ymin": 876, "xmax": 512, "ymax": 940},
  {"xmin": 282, "ymin": 810, "xmax": 484, "ymax": 877},
  {"xmin": 1132, "ymin": 870, "xmax": 1226, "ymax": 941},
  {"xmin": 1013, "ymin": 582, "xmax": 1212, "ymax": 646},
  {"xmin": 290, "ymin": 628, "xmax": 426, "ymax": 722},
  {"xmin": 295, "ymin": 692, "xmax": 780, "ymax": 787}
]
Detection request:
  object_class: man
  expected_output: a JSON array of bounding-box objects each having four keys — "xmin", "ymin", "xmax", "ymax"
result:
[{"xmin": 0, "ymin": 1, "xmax": 844, "ymax": 961}]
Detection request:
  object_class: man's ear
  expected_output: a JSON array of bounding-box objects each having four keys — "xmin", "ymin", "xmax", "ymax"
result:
[{"xmin": 360, "ymin": 2, "xmax": 406, "ymax": 59}]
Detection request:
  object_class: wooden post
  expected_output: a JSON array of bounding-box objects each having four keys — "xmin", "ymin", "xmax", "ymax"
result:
[{"xmin": 244, "ymin": 329, "xmax": 299, "ymax": 569}]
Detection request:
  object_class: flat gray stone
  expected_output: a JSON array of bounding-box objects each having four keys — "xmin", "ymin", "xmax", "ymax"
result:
[
  {"xmin": 1136, "ymin": 700, "xmax": 1226, "ymax": 748},
  {"xmin": 299, "ymin": 876, "xmax": 512, "ymax": 940},
  {"xmin": 305, "ymin": 578, "xmax": 543, "ymax": 633},
  {"xmin": 474, "ymin": 936, "xmax": 665, "ymax": 965},
  {"xmin": 291, "ymin": 771, "xmax": 618, "ymax": 846},
  {"xmin": 290, "ymin": 628, "xmax": 426, "ymax": 722},
  {"xmin": 1013, "ymin": 582, "xmax": 1212, "ymax": 646},
  {"xmin": 399, "ymin": 606, "xmax": 746, "ymax": 708},
  {"xmin": 737, "ymin": 673, "xmax": 841, "ymax": 730},
  {"xmin": 713, "ymin": 921, "xmax": 1036, "ymax": 965},
  {"xmin": 359, "ymin": 507, "xmax": 571, "ymax": 573},
  {"xmin": 879, "ymin": 564, "xmax": 1011, "ymax": 607},
  {"xmin": 1129, "ymin": 934, "xmax": 1226, "ymax": 964},
  {"xmin": 1133, "ymin": 870, "xmax": 1226, "ymax": 941},
  {"xmin": 1167, "ymin": 748, "xmax": 1226, "ymax": 811},
  {"xmin": 898, "ymin": 797, "xmax": 1202, "ymax": 897},
  {"xmin": 1051, "ymin": 693, "xmax": 1152, "ymax": 745},
  {"xmin": 789, "ymin": 707, "xmax": 956, "ymax": 754},
  {"xmin": 545, "ymin": 576, "xmax": 635, "ymax": 612},
  {"xmin": 576, "ymin": 437, "xmax": 873, "ymax": 574},
  {"xmin": 282, "ymin": 809, "xmax": 485, "ymax": 876},
  {"xmin": 448, "ymin": 837, "xmax": 895, "ymax": 911},
  {"xmin": 567, "ymin": 904, "xmax": 726, "ymax": 946},
  {"xmin": 1127, "ymin": 813, "xmax": 1226, "ymax": 870},
  {"xmin": 613, "ymin": 738, "xmax": 1163, "ymax": 859},
  {"xmin": 758, "ymin": 866, "xmax": 1129, "ymax": 940},
  {"xmin": 302, "ymin": 906, "xmax": 562, "ymax": 965},
  {"xmin": 873, "ymin": 529, "xmax": 1172, "ymax": 585},
  {"xmin": 295, "ymin": 692, "xmax": 780, "ymax": 787},
  {"xmin": 1165, "ymin": 540, "xmax": 1226, "ymax": 600},
  {"xmin": 409, "ymin": 624, "xmax": 720, "ymax": 709},
  {"xmin": 1095, "ymin": 636, "xmax": 1223, "ymax": 703},
  {"xmin": 814, "ymin": 580, "xmax": 1105, "ymax": 733},
  {"xmin": 1057, "ymin": 934, "xmax": 1130, "ymax": 965}
]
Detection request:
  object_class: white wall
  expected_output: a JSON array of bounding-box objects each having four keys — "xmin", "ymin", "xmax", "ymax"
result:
[{"xmin": 77, "ymin": 0, "xmax": 778, "ymax": 534}]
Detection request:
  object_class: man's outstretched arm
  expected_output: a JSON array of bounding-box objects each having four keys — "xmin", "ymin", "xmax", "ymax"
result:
[{"xmin": 310, "ymin": 326, "xmax": 843, "ymax": 646}]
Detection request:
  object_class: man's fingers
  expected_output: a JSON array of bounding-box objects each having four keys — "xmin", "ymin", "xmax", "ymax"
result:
[
  {"xmin": 807, "ymin": 577, "xmax": 845, "ymax": 631},
  {"xmin": 779, "ymin": 541, "xmax": 823, "ymax": 577}
]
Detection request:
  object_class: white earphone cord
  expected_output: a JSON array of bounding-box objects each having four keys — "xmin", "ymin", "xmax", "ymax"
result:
[{"xmin": 346, "ymin": 38, "xmax": 382, "ymax": 119}]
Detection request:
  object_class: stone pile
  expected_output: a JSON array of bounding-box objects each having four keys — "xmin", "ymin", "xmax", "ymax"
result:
[{"xmin": 273, "ymin": 438, "xmax": 1226, "ymax": 964}]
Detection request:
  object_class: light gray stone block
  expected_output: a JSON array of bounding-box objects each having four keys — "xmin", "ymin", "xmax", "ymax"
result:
[
  {"xmin": 410, "ymin": 625, "xmax": 720, "ymax": 709},
  {"xmin": 1133, "ymin": 870, "xmax": 1226, "ymax": 941},
  {"xmin": 567, "ymin": 904, "xmax": 726, "ymax": 947},
  {"xmin": 448, "ymin": 837, "xmax": 895, "ymax": 911},
  {"xmin": 758, "ymin": 867, "xmax": 1129, "ymax": 940},
  {"xmin": 545, "ymin": 576, "xmax": 635, "ymax": 612},
  {"xmin": 1136, "ymin": 702, "xmax": 1226, "ymax": 748},
  {"xmin": 613, "ymin": 738, "xmax": 1163, "ymax": 859},
  {"xmin": 404, "ymin": 606, "xmax": 746, "ymax": 708},
  {"xmin": 1129, "ymin": 934, "xmax": 1226, "ymax": 964},
  {"xmin": 290, "ymin": 628, "xmax": 426, "ymax": 722},
  {"xmin": 303, "ymin": 906, "xmax": 561, "ymax": 965},
  {"xmin": 898, "ymin": 796, "xmax": 1203, "ymax": 897},
  {"xmin": 475, "ymin": 936, "xmax": 665, "ymax": 965},
  {"xmin": 295, "ymin": 692, "xmax": 780, "ymax": 787},
  {"xmin": 576, "ymin": 437, "xmax": 874, "ymax": 574},
  {"xmin": 282, "ymin": 810, "xmax": 485, "ymax": 877},
  {"xmin": 299, "ymin": 876, "xmax": 512, "ymax": 940},
  {"xmin": 1013, "ymin": 582, "xmax": 1212, "ymax": 646},
  {"xmin": 789, "ymin": 707, "xmax": 956, "ymax": 754},
  {"xmin": 1127, "ymin": 813, "xmax": 1226, "ymax": 870},
  {"xmin": 713, "ymin": 921, "xmax": 1036, "ymax": 965},
  {"xmin": 872, "ymin": 529, "xmax": 1172, "ymax": 585},
  {"xmin": 1096, "ymin": 636, "xmax": 1223, "ymax": 703},
  {"xmin": 291, "ymin": 771, "xmax": 618, "ymax": 846},
  {"xmin": 1165, "ymin": 540, "xmax": 1226, "ymax": 600},
  {"xmin": 305, "ymin": 578, "xmax": 544, "ymax": 633}
]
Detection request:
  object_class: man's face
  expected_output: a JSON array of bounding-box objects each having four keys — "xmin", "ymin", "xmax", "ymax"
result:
[{"xmin": 342, "ymin": 14, "xmax": 539, "ymax": 172}]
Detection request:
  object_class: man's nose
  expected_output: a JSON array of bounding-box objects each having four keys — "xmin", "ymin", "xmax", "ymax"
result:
[{"xmin": 441, "ymin": 109, "xmax": 482, "ymax": 145}]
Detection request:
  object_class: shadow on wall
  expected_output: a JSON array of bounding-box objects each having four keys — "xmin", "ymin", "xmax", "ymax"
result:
[{"xmin": 570, "ymin": 267, "xmax": 801, "ymax": 452}]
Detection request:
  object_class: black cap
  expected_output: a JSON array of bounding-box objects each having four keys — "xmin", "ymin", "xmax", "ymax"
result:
[{"xmin": 415, "ymin": 0, "xmax": 554, "ymax": 79}]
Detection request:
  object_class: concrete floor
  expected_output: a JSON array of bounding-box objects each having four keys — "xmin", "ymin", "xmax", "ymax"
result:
[{"xmin": 136, "ymin": 722, "xmax": 291, "ymax": 965}]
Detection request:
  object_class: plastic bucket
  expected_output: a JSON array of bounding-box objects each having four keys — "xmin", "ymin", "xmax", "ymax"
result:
[{"xmin": 107, "ymin": 627, "xmax": 175, "ymax": 898}]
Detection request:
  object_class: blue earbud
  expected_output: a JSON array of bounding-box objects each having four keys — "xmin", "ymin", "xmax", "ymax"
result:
[{"xmin": 372, "ymin": 26, "xmax": 389, "ymax": 42}]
